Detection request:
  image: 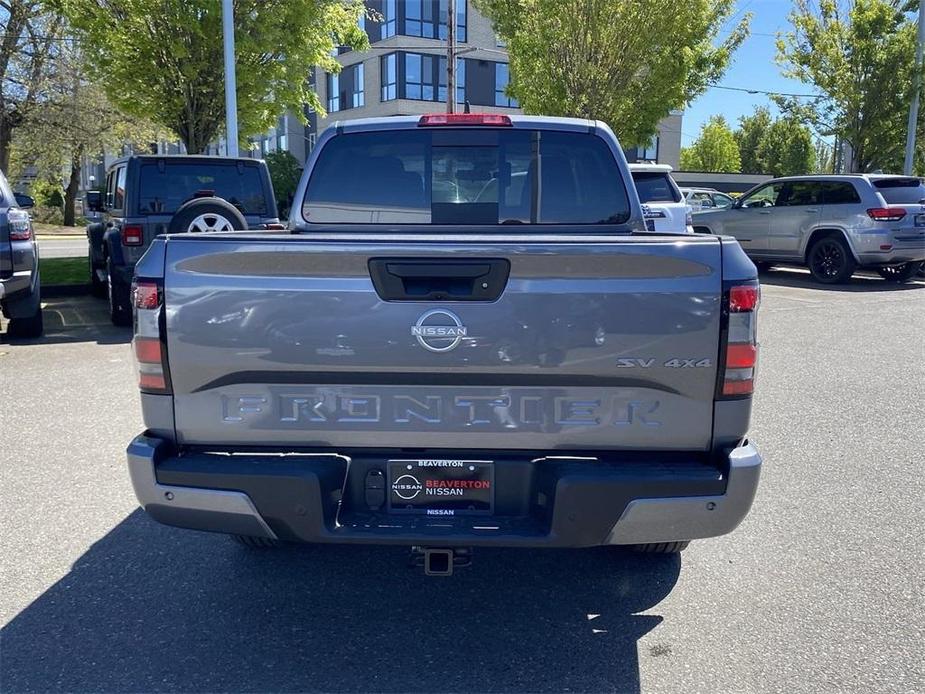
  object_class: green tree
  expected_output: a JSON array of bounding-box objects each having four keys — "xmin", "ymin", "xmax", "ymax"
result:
[
  {"xmin": 757, "ymin": 117, "xmax": 816, "ymax": 177},
  {"xmin": 474, "ymin": 0, "xmax": 749, "ymax": 148},
  {"xmin": 734, "ymin": 106, "xmax": 772, "ymax": 174},
  {"xmin": 0, "ymin": 1, "xmax": 63, "ymax": 171},
  {"xmin": 776, "ymin": 0, "xmax": 923, "ymax": 173},
  {"xmin": 264, "ymin": 149, "xmax": 301, "ymax": 217},
  {"xmin": 680, "ymin": 115, "xmax": 741, "ymax": 172},
  {"xmin": 54, "ymin": 0, "xmax": 368, "ymax": 153}
]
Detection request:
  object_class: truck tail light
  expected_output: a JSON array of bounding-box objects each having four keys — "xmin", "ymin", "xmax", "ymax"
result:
[
  {"xmin": 867, "ymin": 207, "xmax": 906, "ymax": 221},
  {"xmin": 131, "ymin": 278, "xmax": 171, "ymax": 394},
  {"xmin": 8, "ymin": 209, "xmax": 32, "ymax": 240},
  {"xmin": 122, "ymin": 224, "xmax": 144, "ymax": 246},
  {"xmin": 418, "ymin": 113, "xmax": 513, "ymax": 127},
  {"xmin": 718, "ymin": 281, "xmax": 759, "ymax": 398}
]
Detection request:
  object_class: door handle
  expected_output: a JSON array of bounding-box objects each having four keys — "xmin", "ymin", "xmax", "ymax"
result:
[
  {"xmin": 369, "ymin": 258, "xmax": 511, "ymax": 301},
  {"xmin": 759, "ymin": 211, "xmax": 772, "ymax": 215},
  {"xmin": 805, "ymin": 208, "xmax": 820, "ymax": 213}
]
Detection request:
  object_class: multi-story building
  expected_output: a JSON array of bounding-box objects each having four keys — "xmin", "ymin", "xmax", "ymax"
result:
[{"xmin": 81, "ymin": 1, "xmax": 683, "ymax": 192}]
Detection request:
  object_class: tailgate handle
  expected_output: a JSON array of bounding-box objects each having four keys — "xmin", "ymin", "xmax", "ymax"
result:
[{"xmin": 369, "ymin": 258, "xmax": 510, "ymax": 301}]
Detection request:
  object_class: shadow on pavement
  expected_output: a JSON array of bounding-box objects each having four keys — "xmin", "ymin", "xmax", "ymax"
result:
[
  {"xmin": 1, "ymin": 296, "xmax": 130, "ymax": 346},
  {"xmin": 757, "ymin": 266, "xmax": 925, "ymax": 292},
  {"xmin": 1, "ymin": 511, "xmax": 680, "ymax": 693}
]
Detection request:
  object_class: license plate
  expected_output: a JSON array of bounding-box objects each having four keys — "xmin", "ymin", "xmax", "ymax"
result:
[
  {"xmin": 388, "ymin": 459, "xmax": 493, "ymax": 516},
  {"xmin": 915, "ymin": 214, "xmax": 925, "ymax": 227}
]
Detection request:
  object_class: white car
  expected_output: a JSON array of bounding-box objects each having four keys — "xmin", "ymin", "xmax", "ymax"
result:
[
  {"xmin": 629, "ymin": 163, "xmax": 693, "ymax": 233},
  {"xmin": 680, "ymin": 187, "xmax": 736, "ymax": 212}
]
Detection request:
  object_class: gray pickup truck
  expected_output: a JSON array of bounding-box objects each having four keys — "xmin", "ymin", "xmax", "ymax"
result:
[
  {"xmin": 1, "ymin": 171, "xmax": 42, "ymax": 338},
  {"xmin": 126, "ymin": 114, "xmax": 762, "ymax": 574}
]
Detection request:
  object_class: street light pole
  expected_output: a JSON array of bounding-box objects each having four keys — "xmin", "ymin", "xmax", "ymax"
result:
[
  {"xmin": 446, "ymin": 0, "xmax": 456, "ymax": 114},
  {"xmin": 904, "ymin": 0, "xmax": 924, "ymax": 175},
  {"xmin": 222, "ymin": 0, "xmax": 239, "ymax": 157}
]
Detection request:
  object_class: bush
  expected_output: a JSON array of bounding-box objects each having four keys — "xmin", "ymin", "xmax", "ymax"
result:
[
  {"xmin": 264, "ymin": 150, "xmax": 301, "ymax": 217},
  {"xmin": 31, "ymin": 205, "xmax": 64, "ymax": 225},
  {"xmin": 31, "ymin": 179, "xmax": 65, "ymax": 209}
]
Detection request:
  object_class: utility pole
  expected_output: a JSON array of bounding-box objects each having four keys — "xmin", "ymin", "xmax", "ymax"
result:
[
  {"xmin": 446, "ymin": 0, "xmax": 456, "ymax": 114},
  {"xmin": 222, "ymin": 0, "xmax": 239, "ymax": 157},
  {"xmin": 904, "ymin": 0, "xmax": 924, "ymax": 175}
]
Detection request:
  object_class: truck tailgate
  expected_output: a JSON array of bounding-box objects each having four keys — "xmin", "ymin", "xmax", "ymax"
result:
[{"xmin": 163, "ymin": 235, "xmax": 723, "ymax": 451}]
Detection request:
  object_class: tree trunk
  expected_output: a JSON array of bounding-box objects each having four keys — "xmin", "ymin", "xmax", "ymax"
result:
[
  {"xmin": 0, "ymin": 128, "xmax": 11, "ymax": 173},
  {"xmin": 63, "ymin": 145, "xmax": 83, "ymax": 227}
]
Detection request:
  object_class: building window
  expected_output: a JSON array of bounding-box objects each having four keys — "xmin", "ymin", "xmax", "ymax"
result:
[
  {"xmin": 405, "ymin": 53, "xmax": 436, "ymax": 100},
  {"xmin": 382, "ymin": 0, "xmax": 396, "ymax": 38},
  {"xmin": 406, "ymin": 0, "xmax": 436, "ymax": 37},
  {"xmin": 351, "ymin": 63, "xmax": 365, "ymax": 108},
  {"xmin": 307, "ymin": 133, "xmax": 317, "ymax": 153},
  {"xmin": 381, "ymin": 53, "xmax": 397, "ymax": 101},
  {"xmin": 327, "ymin": 72, "xmax": 340, "ymax": 112},
  {"xmin": 438, "ymin": 57, "xmax": 465, "ymax": 105},
  {"xmin": 494, "ymin": 62, "xmax": 517, "ymax": 107},
  {"xmin": 436, "ymin": 0, "xmax": 467, "ymax": 42},
  {"xmin": 277, "ymin": 116, "xmax": 288, "ymax": 151},
  {"xmin": 641, "ymin": 136, "xmax": 658, "ymax": 161}
]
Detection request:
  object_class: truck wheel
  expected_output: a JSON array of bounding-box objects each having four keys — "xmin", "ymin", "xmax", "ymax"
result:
[
  {"xmin": 807, "ymin": 235, "xmax": 855, "ymax": 284},
  {"xmin": 630, "ymin": 541, "xmax": 690, "ymax": 554},
  {"xmin": 168, "ymin": 197, "xmax": 247, "ymax": 234},
  {"xmin": 877, "ymin": 261, "xmax": 923, "ymax": 283},
  {"xmin": 90, "ymin": 259, "xmax": 106, "ymax": 298},
  {"xmin": 107, "ymin": 260, "xmax": 132, "ymax": 326},
  {"xmin": 7, "ymin": 303, "xmax": 44, "ymax": 338},
  {"xmin": 231, "ymin": 534, "xmax": 280, "ymax": 548}
]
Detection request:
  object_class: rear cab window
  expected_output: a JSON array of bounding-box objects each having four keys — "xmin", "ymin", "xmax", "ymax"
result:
[
  {"xmin": 138, "ymin": 161, "xmax": 268, "ymax": 215},
  {"xmin": 302, "ymin": 128, "xmax": 630, "ymax": 226},
  {"xmin": 873, "ymin": 177, "xmax": 925, "ymax": 205},
  {"xmin": 631, "ymin": 172, "xmax": 682, "ymax": 204}
]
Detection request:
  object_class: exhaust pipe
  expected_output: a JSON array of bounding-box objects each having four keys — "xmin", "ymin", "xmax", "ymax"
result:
[{"xmin": 410, "ymin": 546, "xmax": 472, "ymax": 576}]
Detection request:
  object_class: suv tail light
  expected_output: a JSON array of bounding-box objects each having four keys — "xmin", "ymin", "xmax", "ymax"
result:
[
  {"xmin": 718, "ymin": 282, "xmax": 759, "ymax": 398},
  {"xmin": 131, "ymin": 278, "xmax": 171, "ymax": 394},
  {"xmin": 867, "ymin": 207, "xmax": 906, "ymax": 221},
  {"xmin": 418, "ymin": 113, "xmax": 512, "ymax": 127},
  {"xmin": 8, "ymin": 208, "xmax": 32, "ymax": 240},
  {"xmin": 122, "ymin": 224, "xmax": 144, "ymax": 246}
]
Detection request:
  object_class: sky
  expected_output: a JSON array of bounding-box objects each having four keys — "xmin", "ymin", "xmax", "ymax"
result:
[{"xmin": 681, "ymin": 0, "xmax": 819, "ymax": 147}]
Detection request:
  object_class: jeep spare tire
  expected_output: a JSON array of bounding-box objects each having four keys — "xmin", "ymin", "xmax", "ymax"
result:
[{"xmin": 168, "ymin": 197, "xmax": 247, "ymax": 234}]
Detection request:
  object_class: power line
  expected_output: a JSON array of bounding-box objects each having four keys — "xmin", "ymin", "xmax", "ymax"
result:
[{"xmin": 707, "ymin": 83, "xmax": 820, "ymax": 98}]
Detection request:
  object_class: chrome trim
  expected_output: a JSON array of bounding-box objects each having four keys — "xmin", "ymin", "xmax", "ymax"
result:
[
  {"xmin": 606, "ymin": 442, "xmax": 762, "ymax": 545},
  {"xmin": 126, "ymin": 435, "xmax": 277, "ymax": 539}
]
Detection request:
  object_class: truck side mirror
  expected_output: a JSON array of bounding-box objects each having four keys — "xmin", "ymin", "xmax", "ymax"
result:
[{"xmin": 86, "ymin": 190, "xmax": 103, "ymax": 212}]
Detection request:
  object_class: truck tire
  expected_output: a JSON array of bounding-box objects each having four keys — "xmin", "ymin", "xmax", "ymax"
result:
[
  {"xmin": 90, "ymin": 257, "xmax": 106, "ymax": 297},
  {"xmin": 877, "ymin": 261, "xmax": 923, "ymax": 283},
  {"xmin": 7, "ymin": 301, "xmax": 44, "ymax": 338},
  {"xmin": 807, "ymin": 235, "xmax": 855, "ymax": 284},
  {"xmin": 107, "ymin": 259, "xmax": 132, "ymax": 326},
  {"xmin": 231, "ymin": 534, "xmax": 280, "ymax": 548},
  {"xmin": 630, "ymin": 541, "xmax": 690, "ymax": 554},
  {"xmin": 168, "ymin": 197, "xmax": 247, "ymax": 234}
]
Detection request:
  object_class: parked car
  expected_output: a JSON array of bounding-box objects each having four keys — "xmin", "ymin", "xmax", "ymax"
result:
[
  {"xmin": 628, "ymin": 163, "xmax": 693, "ymax": 233},
  {"xmin": 691, "ymin": 175, "xmax": 925, "ymax": 283},
  {"xmin": 86, "ymin": 155, "xmax": 282, "ymax": 325},
  {"xmin": 0, "ymin": 171, "xmax": 43, "ymax": 338},
  {"xmin": 680, "ymin": 186, "xmax": 736, "ymax": 212},
  {"xmin": 125, "ymin": 114, "xmax": 762, "ymax": 574}
]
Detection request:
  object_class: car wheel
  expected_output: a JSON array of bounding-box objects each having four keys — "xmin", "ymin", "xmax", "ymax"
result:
[
  {"xmin": 877, "ymin": 261, "xmax": 923, "ymax": 283},
  {"xmin": 107, "ymin": 260, "xmax": 132, "ymax": 327},
  {"xmin": 7, "ymin": 299, "xmax": 44, "ymax": 338},
  {"xmin": 807, "ymin": 235, "xmax": 856, "ymax": 284},
  {"xmin": 629, "ymin": 541, "xmax": 690, "ymax": 554},
  {"xmin": 168, "ymin": 197, "xmax": 247, "ymax": 234},
  {"xmin": 231, "ymin": 534, "xmax": 280, "ymax": 548}
]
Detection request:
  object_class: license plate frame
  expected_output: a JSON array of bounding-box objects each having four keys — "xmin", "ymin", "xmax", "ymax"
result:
[{"xmin": 387, "ymin": 458, "xmax": 494, "ymax": 516}]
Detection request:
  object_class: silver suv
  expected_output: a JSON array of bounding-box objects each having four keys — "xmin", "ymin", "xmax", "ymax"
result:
[{"xmin": 692, "ymin": 175, "xmax": 925, "ymax": 283}]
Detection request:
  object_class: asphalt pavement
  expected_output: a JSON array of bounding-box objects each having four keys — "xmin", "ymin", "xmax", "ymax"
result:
[
  {"xmin": 1, "ymin": 269, "xmax": 923, "ymax": 693},
  {"xmin": 36, "ymin": 235, "xmax": 87, "ymax": 259}
]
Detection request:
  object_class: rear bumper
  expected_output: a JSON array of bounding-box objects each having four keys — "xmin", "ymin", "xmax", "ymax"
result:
[
  {"xmin": 0, "ymin": 270, "xmax": 33, "ymax": 302},
  {"xmin": 127, "ymin": 435, "xmax": 762, "ymax": 548}
]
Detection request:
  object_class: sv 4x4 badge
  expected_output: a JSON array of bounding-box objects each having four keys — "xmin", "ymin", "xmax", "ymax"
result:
[{"xmin": 616, "ymin": 358, "xmax": 713, "ymax": 368}]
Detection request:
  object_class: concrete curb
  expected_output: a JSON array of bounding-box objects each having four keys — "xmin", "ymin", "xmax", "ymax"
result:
[{"xmin": 44, "ymin": 284, "xmax": 92, "ymax": 298}]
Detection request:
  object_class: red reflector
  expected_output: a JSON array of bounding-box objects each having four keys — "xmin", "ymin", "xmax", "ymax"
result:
[
  {"xmin": 867, "ymin": 207, "xmax": 906, "ymax": 221},
  {"xmin": 723, "ymin": 379, "xmax": 754, "ymax": 396},
  {"xmin": 726, "ymin": 343, "xmax": 757, "ymax": 368},
  {"xmin": 880, "ymin": 244, "xmax": 893, "ymax": 251},
  {"xmin": 418, "ymin": 113, "xmax": 513, "ymax": 127},
  {"xmin": 729, "ymin": 285, "xmax": 759, "ymax": 312},
  {"xmin": 134, "ymin": 337, "xmax": 162, "ymax": 363},
  {"xmin": 122, "ymin": 224, "xmax": 144, "ymax": 246},
  {"xmin": 133, "ymin": 281, "xmax": 160, "ymax": 309},
  {"xmin": 139, "ymin": 372, "xmax": 167, "ymax": 390}
]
